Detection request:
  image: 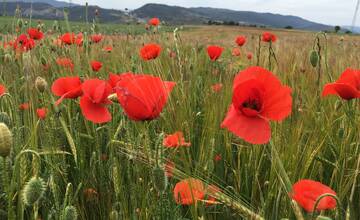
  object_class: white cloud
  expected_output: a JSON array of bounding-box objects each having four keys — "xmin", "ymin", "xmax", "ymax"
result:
[{"xmin": 71, "ymin": 0, "xmax": 358, "ymax": 26}]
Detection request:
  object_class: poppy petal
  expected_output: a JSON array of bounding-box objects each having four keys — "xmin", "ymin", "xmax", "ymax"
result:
[
  {"xmin": 322, "ymin": 83, "xmax": 360, "ymax": 100},
  {"xmin": 261, "ymin": 86, "xmax": 292, "ymax": 121},
  {"xmin": 80, "ymin": 96, "xmax": 111, "ymax": 123}
]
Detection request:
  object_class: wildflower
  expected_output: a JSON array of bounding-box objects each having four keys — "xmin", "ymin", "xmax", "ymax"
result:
[
  {"xmin": 56, "ymin": 58, "xmax": 74, "ymax": 71},
  {"xmin": 140, "ymin": 44, "xmax": 162, "ymax": 61},
  {"xmin": 36, "ymin": 108, "xmax": 47, "ymax": 120},
  {"xmin": 148, "ymin": 18, "xmax": 160, "ymax": 26},
  {"xmin": 232, "ymin": 48, "xmax": 241, "ymax": 57},
  {"xmin": 91, "ymin": 34, "xmax": 103, "ymax": 43},
  {"xmin": 163, "ymin": 132, "xmax": 191, "ymax": 148},
  {"xmin": 27, "ymin": 28, "xmax": 43, "ymax": 40},
  {"xmin": 90, "ymin": 60, "xmax": 103, "ymax": 72},
  {"xmin": 262, "ymin": 32, "xmax": 277, "ymax": 43},
  {"xmin": 207, "ymin": 45, "xmax": 223, "ymax": 61},
  {"xmin": 211, "ymin": 83, "xmax": 223, "ymax": 93},
  {"xmin": 235, "ymin": 35, "xmax": 246, "ymax": 46},
  {"xmin": 0, "ymin": 84, "xmax": 6, "ymax": 96},
  {"xmin": 173, "ymin": 178, "xmax": 205, "ymax": 205},
  {"xmin": 51, "ymin": 76, "xmax": 83, "ymax": 105}
]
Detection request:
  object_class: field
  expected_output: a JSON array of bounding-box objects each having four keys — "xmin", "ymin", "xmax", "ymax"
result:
[{"xmin": 0, "ymin": 17, "xmax": 359, "ymax": 220}]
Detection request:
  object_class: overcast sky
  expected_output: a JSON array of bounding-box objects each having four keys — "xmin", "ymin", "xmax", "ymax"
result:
[{"xmin": 71, "ymin": 0, "xmax": 358, "ymax": 26}]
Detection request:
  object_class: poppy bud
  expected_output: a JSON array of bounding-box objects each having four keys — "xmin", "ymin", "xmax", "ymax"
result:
[
  {"xmin": 22, "ymin": 176, "xmax": 46, "ymax": 206},
  {"xmin": 35, "ymin": 77, "xmax": 48, "ymax": 93},
  {"xmin": 0, "ymin": 112, "xmax": 11, "ymax": 128},
  {"xmin": 17, "ymin": 19, "xmax": 23, "ymax": 28},
  {"xmin": 107, "ymin": 93, "xmax": 118, "ymax": 103},
  {"xmin": 152, "ymin": 166, "xmax": 168, "ymax": 193},
  {"xmin": 109, "ymin": 210, "xmax": 119, "ymax": 220},
  {"xmin": 63, "ymin": 206, "xmax": 78, "ymax": 220},
  {"xmin": 0, "ymin": 123, "xmax": 12, "ymax": 157},
  {"xmin": 310, "ymin": 50, "xmax": 319, "ymax": 67}
]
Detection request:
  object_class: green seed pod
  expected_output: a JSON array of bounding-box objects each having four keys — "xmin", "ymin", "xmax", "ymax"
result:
[
  {"xmin": 35, "ymin": 76, "xmax": 48, "ymax": 93},
  {"xmin": 152, "ymin": 166, "xmax": 168, "ymax": 193},
  {"xmin": 0, "ymin": 112, "xmax": 11, "ymax": 128},
  {"xmin": 310, "ymin": 50, "xmax": 319, "ymax": 67},
  {"xmin": 0, "ymin": 123, "xmax": 12, "ymax": 157},
  {"xmin": 63, "ymin": 206, "xmax": 78, "ymax": 220},
  {"xmin": 17, "ymin": 19, "xmax": 23, "ymax": 28},
  {"xmin": 338, "ymin": 128, "xmax": 344, "ymax": 138},
  {"xmin": 109, "ymin": 210, "xmax": 119, "ymax": 220},
  {"xmin": 22, "ymin": 177, "xmax": 46, "ymax": 206}
]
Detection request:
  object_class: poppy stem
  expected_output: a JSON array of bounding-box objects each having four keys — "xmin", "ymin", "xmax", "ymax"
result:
[
  {"xmin": 311, "ymin": 193, "xmax": 343, "ymax": 220},
  {"xmin": 256, "ymin": 35, "xmax": 261, "ymax": 66}
]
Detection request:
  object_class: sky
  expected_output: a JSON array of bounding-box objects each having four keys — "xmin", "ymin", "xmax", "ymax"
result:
[{"xmin": 70, "ymin": 0, "xmax": 358, "ymax": 26}]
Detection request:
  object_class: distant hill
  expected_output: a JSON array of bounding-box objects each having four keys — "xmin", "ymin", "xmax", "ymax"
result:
[
  {"xmin": 133, "ymin": 4, "xmax": 333, "ymax": 31},
  {"xmin": 0, "ymin": 1, "xmax": 334, "ymax": 31}
]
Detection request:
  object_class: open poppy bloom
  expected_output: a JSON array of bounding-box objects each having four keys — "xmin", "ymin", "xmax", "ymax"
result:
[
  {"xmin": 0, "ymin": 84, "xmax": 6, "ymax": 97},
  {"xmin": 148, "ymin": 17, "xmax": 160, "ymax": 26},
  {"xmin": 91, "ymin": 60, "xmax": 103, "ymax": 72},
  {"xmin": 322, "ymin": 68, "xmax": 360, "ymax": 100},
  {"xmin": 51, "ymin": 76, "xmax": 83, "ymax": 105},
  {"xmin": 140, "ymin": 44, "xmax": 162, "ymax": 61},
  {"xmin": 235, "ymin": 36, "xmax": 246, "ymax": 46},
  {"xmin": 80, "ymin": 79, "xmax": 112, "ymax": 123},
  {"xmin": 60, "ymin": 33, "xmax": 76, "ymax": 45},
  {"xmin": 232, "ymin": 48, "xmax": 241, "ymax": 57},
  {"xmin": 221, "ymin": 66, "xmax": 292, "ymax": 144},
  {"xmin": 75, "ymin": 33, "xmax": 83, "ymax": 46},
  {"xmin": 291, "ymin": 179, "xmax": 337, "ymax": 212},
  {"xmin": 91, "ymin": 34, "xmax": 103, "ymax": 43},
  {"xmin": 207, "ymin": 45, "xmax": 223, "ymax": 61},
  {"xmin": 36, "ymin": 108, "xmax": 47, "ymax": 120},
  {"xmin": 262, "ymin": 32, "xmax": 277, "ymax": 43},
  {"xmin": 27, "ymin": 28, "xmax": 44, "ymax": 40},
  {"xmin": 108, "ymin": 72, "xmax": 134, "ymax": 91},
  {"xmin": 115, "ymin": 74, "xmax": 175, "ymax": 121},
  {"xmin": 163, "ymin": 131, "xmax": 191, "ymax": 148},
  {"xmin": 13, "ymin": 34, "xmax": 35, "ymax": 52},
  {"xmin": 56, "ymin": 58, "xmax": 74, "ymax": 71},
  {"xmin": 173, "ymin": 178, "xmax": 205, "ymax": 205}
]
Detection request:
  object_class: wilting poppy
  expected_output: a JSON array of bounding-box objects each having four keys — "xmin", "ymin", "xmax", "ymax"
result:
[
  {"xmin": 322, "ymin": 68, "xmax": 360, "ymax": 100},
  {"xmin": 0, "ymin": 84, "xmax": 6, "ymax": 96},
  {"xmin": 60, "ymin": 33, "xmax": 75, "ymax": 45},
  {"xmin": 235, "ymin": 36, "xmax": 246, "ymax": 46},
  {"xmin": 91, "ymin": 34, "xmax": 103, "ymax": 43},
  {"xmin": 19, "ymin": 103, "xmax": 30, "ymax": 110},
  {"xmin": 221, "ymin": 66, "xmax": 292, "ymax": 144},
  {"xmin": 291, "ymin": 179, "xmax": 337, "ymax": 212},
  {"xmin": 51, "ymin": 76, "xmax": 83, "ymax": 105},
  {"xmin": 91, "ymin": 60, "xmax": 103, "ymax": 72},
  {"xmin": 56, "ymin": 58, "xmax": 74, "ymax": 71},
  {"xmin": 232, "ymin": 48, "xmax": 241, "ymax": 57},
  {"xmin": 80, "ymin": 79, "xmax": 112, "ymax": 123},
  {"xmin": 36, "ymin": 108, "xmax": 47, "ymax": 120},
  {"xmin": 262, "ymin": 32, "xmax": 277, "ymax": 43},
  {"xmin": 115, "ymin": 74, "xmax": 175, "ymax": 121},
  {"xmin": 13, "ymin": 34, "xmax": 35, "ymax": 52},
  {"xmin": 27, "ymin": 28, "xmax": 44, "ymax": 40},
  {"xmin": 163, "ymin": 131, "xmax": 191, "ymax": 148},
  {"xmin": 211, "ymin": 83, "xmax": 223, "ymax": 93},
  {"xmin": 173, "ymin": 178, "xmax": 205, "ymax": 205},
  {"xmin": 207, "ymin": 45, "xmax": 223, "ymax": 61},
  {"xmin": 140, "ymin": 44, "xmax": 162, "ymax": 61},
  {"xmin": 148, "ymin": 17, "xmax": 160, "ymax": 26}
]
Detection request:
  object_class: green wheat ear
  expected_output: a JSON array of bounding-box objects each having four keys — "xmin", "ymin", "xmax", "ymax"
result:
[
  {"xmin": 0, "ymin": 123, "xmax": 12, "ymax": 157},
  {"xmin": 63, "ymin": 206, "xmax": 78, "ymax": 220},
  {"xmin": 0, "ymin": 113, "xmax": 12, "ymax": 128},
  {"xmin": 22, "ymin": 177, "xmax": 46, "ymax": 206},
  {"xmin": 152, "ymin": 166, "xmax": 168, "ymax": 193}
]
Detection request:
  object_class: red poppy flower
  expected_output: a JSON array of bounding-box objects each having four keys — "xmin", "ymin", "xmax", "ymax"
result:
[
  {"xmin": 27, "ymin": 28, "xmax": 44, "ymax": 40},
  {"xmin": 173, "ymin": 178, "xmax": 205, "ymax": 205},
  {"xmin": 207, "ymin": 45, "xmax": 223, "ymax": 61},
  {"xmin": 115, "ymin": 74, "xmax": 176, "ymax": 121},
  {"xmin": 322, "ymin": 68, "xmax": 360, "ymax": 100},
  {"xmin": 214, "ymin": 154, "xmax": 222, "ymax": 162},
  {"xmin": 148, "ymin": 17, "xmax": 160, "ymax": 26},
  {"xmin": 51, "ymin": 76, "xmax": 83, "ymax": 105},
  {"xmin": 80, "ymin": 79, "xmax": 112, "ymax": 123},
  {"xmin": 75, "ymin": 33, "xmax": 83, "ymax": 46},
  {"xmin": 56, "ymin": 58, "xmax": 74, "ymax": 71},
  {"xmin": 0, "ymin": 84, "xmax": 6, "ymax": 96},
  {"xmin": 91, "ymin": 34, "xmax": 103, "ymax": 43},
  {"xmin": 60, "ymin": 33, "xmax": 75, "ymax": 45},
  {"xmin": 262, "ymin": 32, "xmax": 277, "ymax": 43},
  {"xmin": 247, "ymin": 53, "xmax": 253, "ymax": 60},
  {"xmin": 221, "ymin": 66, "xmax": 292, "ymax": 144},
  {"xmin": 291, "ymin": 179, "xmax": 337, "ymax": 212},
  {"xmin": 108, "ymin": 72, "xmax": 134, "ymax": 90},
  {"xmin": 165, "ymin": 160, "xmax": 175, "ymax": 178},
  {"xmin": 36, "ymin": 108, "xmax": 47, "ymax": 120},
  {"xmin": 211, "ymin": 83, "xmax": 223, "ymax": 93},
  {"xmin": 91, "ymin": 60, "xmax": 103, "ymax": 72},
  {"xmin": 163, "ymin": 131, "xmax": 191, "ymax": 148},
  {"xmin": 235, "ymin": 36, "xmax": 246, "ymax": 46},
  {"xmin": 103, "ymin": 46, "xmax": 113, "ymax": 53},
  {"xmin": 13, "ymin": 34, "xmax": 35, "ymax": 52},
  {"xmin": 140, "ymin": 44, "xmax": 162, "ymax": 61},
  {"xmin": 19, "ymin": 103, "xmax": 30, "ymax": 110},
  {"xmin": 232, "ymin": 48, "xmax": 241, "ymax": 57}
]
